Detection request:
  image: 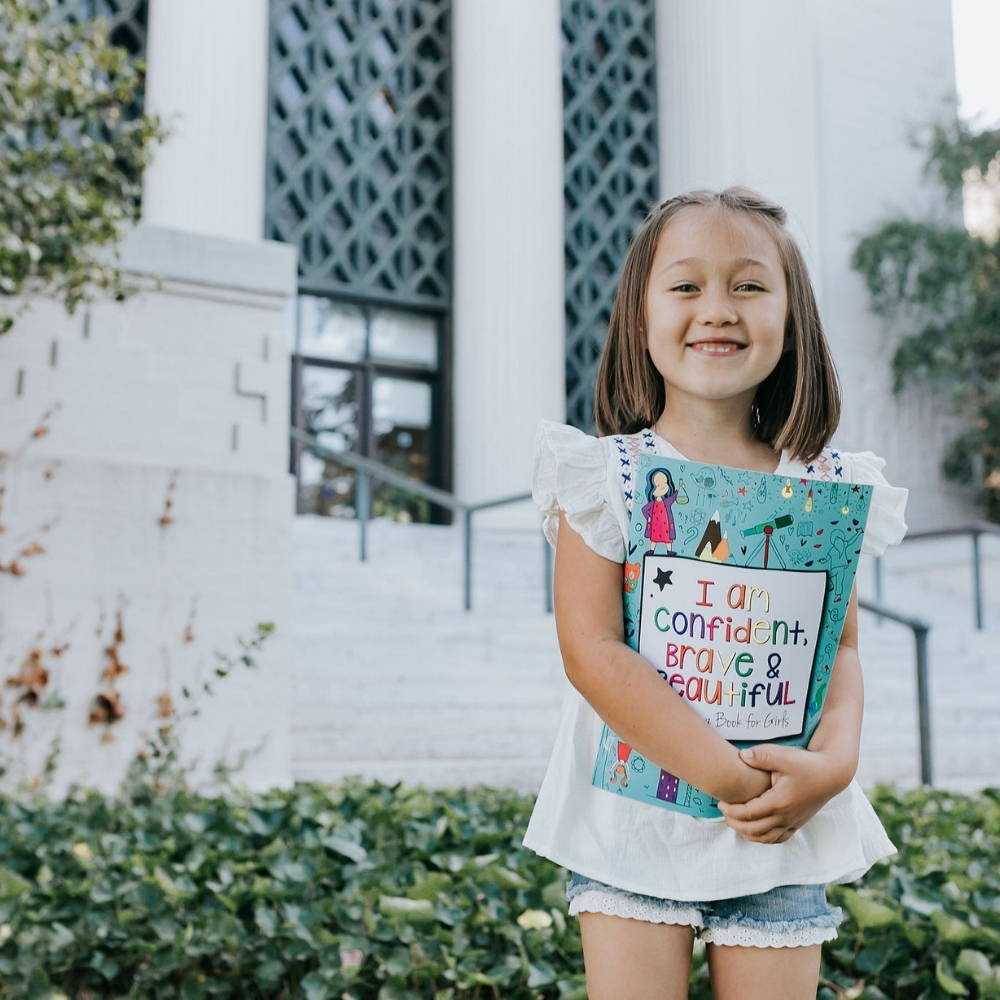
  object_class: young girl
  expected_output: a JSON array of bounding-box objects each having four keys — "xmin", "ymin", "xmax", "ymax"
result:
[{"xmin": 527, "ymin": 187, "xmax": 909, "ymax": 1000}]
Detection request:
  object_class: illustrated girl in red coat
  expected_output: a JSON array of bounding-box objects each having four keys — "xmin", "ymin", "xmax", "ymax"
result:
[{"xmin": 640, "ymin": 468, "xmax": 678, "ymax": 556}]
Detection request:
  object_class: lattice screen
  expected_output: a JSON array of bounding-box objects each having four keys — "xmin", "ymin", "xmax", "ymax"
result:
[
  {"xmin": 266, "ymin": 0, "xmax": 451, "ymax": 311},
  {"xmin": 51, "ymin": 0, "xmax": 147, "ymax": 56},
  {"xmin": 562, "ymin": 0, "xmax": 659, "ymax": 433}
]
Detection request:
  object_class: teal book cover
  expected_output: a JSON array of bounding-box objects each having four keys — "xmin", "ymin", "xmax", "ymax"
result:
[{"xmin": 591, "ymin": 452, "xmax": 874, "ymax": 819}]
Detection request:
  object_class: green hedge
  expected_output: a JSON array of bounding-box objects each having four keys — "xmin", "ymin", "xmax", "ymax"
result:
[{"xmin": 0, "ymin": 778, "xmax": 998, "ymax": 998}]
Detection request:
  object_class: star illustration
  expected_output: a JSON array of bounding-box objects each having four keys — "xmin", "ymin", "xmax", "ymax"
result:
[
  {"xmin": 738, "ymin": 486, "xmax": 746, "ymax": 495},
  {"xmin": 653, "ymin": 567, "xmax": 673, "ymax": 591}
]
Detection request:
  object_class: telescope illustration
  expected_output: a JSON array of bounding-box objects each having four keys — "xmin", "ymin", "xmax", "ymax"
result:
[{"xmin": 741, "ymin": 513, "xmax": 793, "ymax": 568}]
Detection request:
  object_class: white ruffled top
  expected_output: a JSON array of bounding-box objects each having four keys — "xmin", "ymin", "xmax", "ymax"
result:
[{"xmin": 523, "ymin": 419, "xmax": 910, "ymax": 901}]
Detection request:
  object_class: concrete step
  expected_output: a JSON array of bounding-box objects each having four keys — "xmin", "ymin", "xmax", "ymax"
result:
[{"xmin": 291, "ymin": 515, "xmax": 1000, "ymax": 793}]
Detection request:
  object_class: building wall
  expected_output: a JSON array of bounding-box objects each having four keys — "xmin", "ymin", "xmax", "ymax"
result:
[
  {"xmin": 279, "ymin": 0, "xmax": 965, "ymax": 533},
  {"xmin": 1, "ymin": 0, "xmax": 972, "ymax": 796},
  {"xmin": 809, "ymin": 0, "xmax": 968, "ymax": 529},
  {"xmin": 0, "ymin": 226, "xmax": 297, "ymax": 796},
  {"xmin": 655, "ymin": 0, "xmax": 968, "ymax": 530}
]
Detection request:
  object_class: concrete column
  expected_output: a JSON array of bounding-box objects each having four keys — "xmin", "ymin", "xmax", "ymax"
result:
[
  {"xmin": 452, "ymin": 0, "xmax": 565, "ymax": 528},
  {"xmin": 654, "ymin": 0, "xmax": 823, "ymax": 293},
  {"xmin": 141, "ymin": 0, "xmax": 269, "ymax": 241}
]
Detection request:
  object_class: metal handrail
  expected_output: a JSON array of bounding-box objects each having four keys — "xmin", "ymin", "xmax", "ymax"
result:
[
  {"xmin": 856, "ymin": 521, "xmax": 998, "ymax": 783},
  {"xmin": 876, "ymin": 521, "xmax": 998, "ymax": 629},
  {"xmin": 858, "ymin": 598, "xmax": 934, "ymax": 785},
  {"xmin": 290, "ymin": 428, "xmax": 537, "ymax": 611}
]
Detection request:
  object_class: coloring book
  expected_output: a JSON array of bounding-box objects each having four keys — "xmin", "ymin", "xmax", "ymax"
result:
[{"xmin": 591, "ymin": 451, "xmax": 874, "ymax": 819}]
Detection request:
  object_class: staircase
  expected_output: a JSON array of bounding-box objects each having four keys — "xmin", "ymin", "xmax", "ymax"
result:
[
  {"xmin": 291, "ymin": 515, "xmax": 1000, "ymax": 795},
  {"xmin": 853, "ymin": 535, "xmax": 1000, "ymax": 793}
]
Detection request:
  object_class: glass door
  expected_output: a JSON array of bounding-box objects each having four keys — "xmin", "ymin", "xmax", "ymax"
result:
[
  {"xmin": 291, "ymin": 294, "xmax": 446, "ymax": 524},
  {"xmin": 371, "ymin": 375, "xmax": 433, "ymax": 523}
]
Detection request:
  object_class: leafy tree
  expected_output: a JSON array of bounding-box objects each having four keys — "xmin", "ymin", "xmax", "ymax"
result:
[
  {"xmin": 0, "ymin": 0, "xmax": 168, "ymax": 335},
  {"xmin": 850, "ymin": 114, "xmax": 1000, "ymax": 521}
]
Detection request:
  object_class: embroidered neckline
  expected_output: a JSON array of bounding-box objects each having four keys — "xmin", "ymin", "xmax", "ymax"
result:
[{"xmin": 644, "ymin": 427, "xmax": 789, "ymax": 476}]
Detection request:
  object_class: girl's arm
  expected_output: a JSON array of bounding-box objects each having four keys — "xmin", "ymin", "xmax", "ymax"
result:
[
  {"xmin": 717, "ymin": 583, "xmax": 863, "ymax": 843},
  {"xmin": 553, "ymin": 511, "xmax": 771, "ymax": 805}
]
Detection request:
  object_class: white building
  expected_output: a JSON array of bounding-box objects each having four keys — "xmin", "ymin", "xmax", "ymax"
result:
[{"xmin": 0, "ymin": 0, "xmax": 973, "ymax": 796}]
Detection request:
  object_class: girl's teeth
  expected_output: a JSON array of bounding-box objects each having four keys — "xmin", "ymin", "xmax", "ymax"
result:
[{"xmin": 692, "ymin": 343, "xmax": 740, "ymax": 354}]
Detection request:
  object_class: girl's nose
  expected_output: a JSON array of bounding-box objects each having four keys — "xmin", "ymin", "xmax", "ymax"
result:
[
  {"xmin": 696, "ymin": 288, "xmax": 739, "ymax": 326},
  {"xmin": 697, "ymin": 304, "xmax": 739, "ymax": 327}
]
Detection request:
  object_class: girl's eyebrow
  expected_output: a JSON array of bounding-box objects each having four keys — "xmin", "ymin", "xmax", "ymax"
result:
[{"xmin": 660, "ymin": 256, "xmax": 772, "ymax": 275}]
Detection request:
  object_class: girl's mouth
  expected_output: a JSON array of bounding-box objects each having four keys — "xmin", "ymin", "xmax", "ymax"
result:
[{"xmin": 688, "ymin": 342, "xmax": 745, "ymax": 355}]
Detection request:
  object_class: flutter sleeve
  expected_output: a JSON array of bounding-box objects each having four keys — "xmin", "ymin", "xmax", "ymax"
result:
[
  {"xmin": 848, "ymin": 450, "xmax": 910, "ymax": 557},
  {"xmin": 531, "ymin": 419, "xmax": 625, "ymax": 563}
]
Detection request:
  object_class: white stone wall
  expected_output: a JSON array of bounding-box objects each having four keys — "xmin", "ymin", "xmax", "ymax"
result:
[
  {"xmin": 809, "ymin": 0, "xmax": 968, "ymax": 530},
  {"xmin": 0, "ymin": 225, "xmax": 297, "ymax": 797}
]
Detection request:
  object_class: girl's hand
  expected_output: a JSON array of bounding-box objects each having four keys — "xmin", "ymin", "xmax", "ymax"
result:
[{"xmin": 716, "ymin": 744, "xmax": 851, "ymax": 844}]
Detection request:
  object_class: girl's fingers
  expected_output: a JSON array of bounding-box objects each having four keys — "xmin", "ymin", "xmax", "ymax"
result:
[
  {"xmin": 719, "ymin": 793, "xmax": 785, "ymax": 822},
  {"xmin": 734, "ymin": 823, "xmax": 796, "ymax": 844},
  {"xmin": 724, "ymin": 813, "xmax": 788, "ymax": 838}
]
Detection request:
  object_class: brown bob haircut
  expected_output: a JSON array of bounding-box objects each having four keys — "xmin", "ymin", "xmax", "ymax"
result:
[{"xmin": 593, "ymin": 186, "xmax": 841, "ymax": 465}]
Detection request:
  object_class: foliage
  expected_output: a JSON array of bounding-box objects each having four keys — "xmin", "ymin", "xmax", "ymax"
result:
[
  {"xmin": 821, "ymin": 783, "xmax": 1000, "ymax": 1000},
  {"xmin": 0, "ymin": 0, "xmax": 168, "ymax": 335},
  {"xmin": 0, "ymin": 778, "xmax": 997, "ymax": 998},
  {"xmin": 850, "ymin": 114, "xmax": 1000, "ymax": 520}
]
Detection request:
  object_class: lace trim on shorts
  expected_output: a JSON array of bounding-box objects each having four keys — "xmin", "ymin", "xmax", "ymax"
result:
[
  {"xmin": 566, "ymin": 881, "xmax": 702, "ymax": 928},
  {"xmin": 566, "ymin": 878, "xmax": 844, "ymax": 947},
  {"xmin": 702, "ymin": 908, "xmax": 845, "ymax": 949}
]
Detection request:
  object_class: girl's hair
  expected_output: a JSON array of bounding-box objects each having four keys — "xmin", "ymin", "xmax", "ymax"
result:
[
  {"xmin": 593, "ymin": 186, "xmax": 841, "ymax": 464},
  {"xmin": 646, "ymin": 467, "xmax": 676, "ymax": 500}
]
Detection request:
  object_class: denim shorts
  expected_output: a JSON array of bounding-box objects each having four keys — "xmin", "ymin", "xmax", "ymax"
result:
[{"xmin": 566, "ymin": 870, "xmax": 844, "ymax": 948}]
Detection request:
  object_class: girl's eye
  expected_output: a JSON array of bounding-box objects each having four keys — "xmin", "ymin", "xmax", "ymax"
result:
[{"xmin": 736, "ymin": 282, "xmax": 764, "ymax": 292}]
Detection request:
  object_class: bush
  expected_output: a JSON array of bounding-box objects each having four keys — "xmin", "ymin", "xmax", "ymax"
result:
[
  {"xmin": 0, "ymin": 0, "xmax": 167, "ymax": 335},
  {"xmin": 0, "ymin": 780, "xmax": 997, "ymax": 998}
]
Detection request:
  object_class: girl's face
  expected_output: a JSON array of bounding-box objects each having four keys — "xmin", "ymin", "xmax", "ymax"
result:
[
  {"xmin": 644, "ymin": 206, "xmax": 789, "ymax": 412},
  {"xmin": 652, "ymin": 471, "xmax": 670, "ymax": 496}
]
